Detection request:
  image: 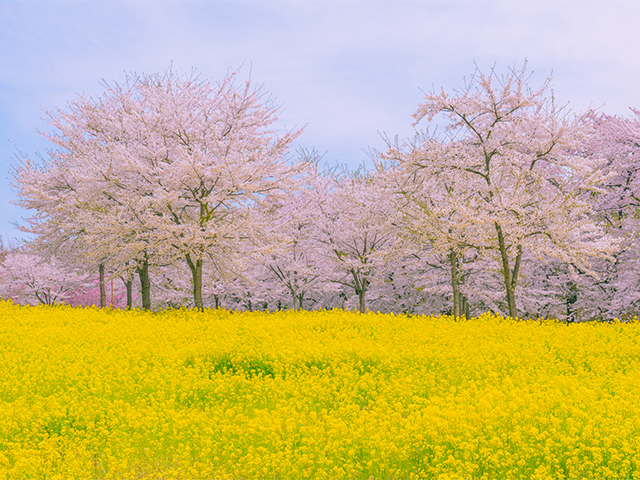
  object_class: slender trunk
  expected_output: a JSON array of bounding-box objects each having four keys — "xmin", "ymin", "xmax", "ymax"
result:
[
  {"xmin": 99, "ymin": 264, "xmax": 106, "ymax": 308},
  {"xmin": 297, "ymin": 293, "xmax": 305, "ymax": 311},
  {"xmin": 566, "ymin": 283, "xmax": 577, "ymax": 323},
  {"xmin": 137, "ymin": 257, "xmax": 151, "ymax": 310},
  {"xmin": 351, "ymin": 269, "xmax": 367, "ymax": 313},
  {"xmin": 121, "ymin": 277, "xmax": 133, "ymax": 309},
  {"xmin": 449, "ymin": 250, "xmax": 461, "ymax": 318},
  {"xmin": 461, "ymin": 294, "xmax": 470, "ymax": 319},
  {"xmin": 185, "ymin": 253, "xmax": 204, "ymax": 311},
  {"xmin": 495, "ymin": 222, "xmax": 522, "ymax": 318},
  {"xmin": 214, "ymin": 295, "xmax": 220, "ymax": 309}
]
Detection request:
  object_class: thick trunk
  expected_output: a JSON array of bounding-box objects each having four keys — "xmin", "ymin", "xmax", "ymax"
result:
[
  {"xmin": 185, "ymin": 254, "xmax": 204, "ymax": 311},
  {"xmin": 495, "ymin": 222, "xmax": 522, "ymax": 318},
  {"xmin": 358, "ymin": 289, "xmax": 366, "ymax": 313},
  {"xmin": 99, "ymin": 264, "xmax": 106, "ymax": 308},
  {"xmin": 137, "ymin": 257, "xmax": 151, "ymax": 310},
  {"xmin": 289, "ymin": 286, "xmax": 300, "ymax": 311},
  {"xmin": 290, "ymin": 286, "xmax": 305, "ymax": 312}
]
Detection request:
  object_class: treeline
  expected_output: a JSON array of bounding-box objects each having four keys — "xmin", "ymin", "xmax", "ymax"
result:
[{"xmin": 3, "ymin": 64, "xmax": 638, "ymax": 321}]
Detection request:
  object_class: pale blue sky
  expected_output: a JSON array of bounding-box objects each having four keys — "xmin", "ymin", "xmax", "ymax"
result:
[{"xmin": 1, "ymin": 0, "xmax": 639, "ymax": 241}]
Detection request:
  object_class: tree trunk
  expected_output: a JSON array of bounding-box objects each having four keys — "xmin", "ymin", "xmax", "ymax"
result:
[
  {"xmin": 185, "ymin": 253, "xmax": 204, "ymax": 311},
  {"xmin": 121, "ymin": 277, "xmax": 133, "ymax": 309},
  {"xmin": 461, "ymin": 294, "xmax": 470, "ymax": 319},
  {"xmin": 137, "ymin": 257, "xmax": 151, "ymax": 310},
  {"xmin": 350, "ymin": 269, "xmax": 367, "ymax": 313},
  {"xmin": 297, "ymin": 293, "xmax": 305, "ymax": 312},
  {"xmin": 289, "ymin": 286, "xmax": 300, "ymax": 311},
  {"xmin": 358, "ymin": 289, "xmax": 366, "ymax": 313},
  {"xmin": 495, "ymin": 222, "xmax": 522, "ymax": 318},
  {"xmin": 449, "ymin": 250, "xmax": 461, "ymax": 318},
  {"xmin": 99, "ymin": 263, "xmax": 106, "ymax": 308},
  {"xmin": 566, "ymin": 282, "xmax": 577, "ymax": 323}
]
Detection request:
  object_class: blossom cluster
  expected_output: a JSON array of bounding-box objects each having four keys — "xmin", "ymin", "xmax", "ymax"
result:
[{"xmin": 1, "ymin": 301, "xmax": 639, "ymax": 479}]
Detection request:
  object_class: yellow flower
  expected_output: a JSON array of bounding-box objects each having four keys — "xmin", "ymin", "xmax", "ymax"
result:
[{"xmin": 0, "ymin": 301, "xmax": 639, "ymax": 478}]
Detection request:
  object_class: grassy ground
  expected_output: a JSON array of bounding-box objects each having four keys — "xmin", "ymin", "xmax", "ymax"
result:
[{"xmin": 0, "ymin": 301, "xmax": 639, "ymax": 479}]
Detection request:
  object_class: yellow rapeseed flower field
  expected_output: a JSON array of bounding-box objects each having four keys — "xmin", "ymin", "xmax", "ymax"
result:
[{"xmin": 0, "ymin": 300, "xmax": 639, "ymax": 479}]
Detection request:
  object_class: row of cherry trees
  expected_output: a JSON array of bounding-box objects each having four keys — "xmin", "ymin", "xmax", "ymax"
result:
[{"xmin": 3, "ymin": 65, "xmax": 638, "ymax": 320}]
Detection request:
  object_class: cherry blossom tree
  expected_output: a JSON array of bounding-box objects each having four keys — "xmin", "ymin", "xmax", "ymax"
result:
[
  {"xmin": 12, "ymin": 69, "xmax": 304, "ymax": 310},
  {"xmin": 378, "ymin": 160, "xmax": 479, "ymax": 317},
  {"xmin": 11, "ymin": 79, "xmax": 171, "ymax": 309},
  {"xmin": 313, "ymin": 170, "xmax": 397, "ymax": 313},
  {"xmin": 581, "ymin": 110, "xmax": 640, "ymax": 318},
  {"xmin": 117, "ymin": 71, "xmax": 304, "ymax": 311},
  {"xmin": 251, "ymin": 161, "xmax": 340, "ymax": 311},
  {"xmin": 379, "ymin": 64, "xmax": 617, "ymax": 318},
  {"xmin": 0, "ymin": 251, "xmax": 92, "ymax": 306}
]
